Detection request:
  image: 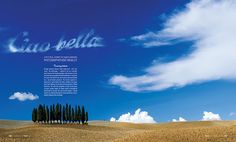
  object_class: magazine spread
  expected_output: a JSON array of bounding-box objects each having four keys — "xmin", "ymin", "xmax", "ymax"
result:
[{"xmin": 0, "ymin": 0, "xmax": 236, "ymax": 142}]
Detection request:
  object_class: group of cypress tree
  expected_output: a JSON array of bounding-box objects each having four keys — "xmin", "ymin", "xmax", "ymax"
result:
[{"xmin": 32, "ymin": 103, "xmax": 88, "ymax": 124}]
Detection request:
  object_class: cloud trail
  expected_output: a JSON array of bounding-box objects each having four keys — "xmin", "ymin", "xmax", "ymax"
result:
[{"xmin": 110, "ymin": 0, "xmax": 236, "ymax": 92}]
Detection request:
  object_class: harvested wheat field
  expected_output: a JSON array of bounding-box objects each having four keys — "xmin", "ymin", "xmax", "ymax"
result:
[{"xmin": 1, "ymin": 120, "xmax": 236, "ymax": 142}]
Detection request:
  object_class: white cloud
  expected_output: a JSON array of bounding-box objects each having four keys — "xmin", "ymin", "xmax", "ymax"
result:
[
  {"xmin": 172, "ymin": 117, "xmax": 187, "ymax": 122},
  {"xmin": 110, "ymin": 117, "xmax": 116, "ymax": 122},
  {"xmin": 110, "ymin": 0, "xmax": 236, "ymax": 92},
  {"xmin": 202, "ymin": 111, "xmax": 221, "ymax": 121},
  {"xmin": 9, "ymin": 92, "xmax": 39, "ymax": 101},
  {"xmin": 110, "ymin": 108, "xmax": 156, "ymax": 123}
]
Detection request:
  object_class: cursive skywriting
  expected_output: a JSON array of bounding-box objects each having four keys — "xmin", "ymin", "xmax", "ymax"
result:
[{"xmin": 7, "ymin": 30, "xmax": 104, "ymax": 53}]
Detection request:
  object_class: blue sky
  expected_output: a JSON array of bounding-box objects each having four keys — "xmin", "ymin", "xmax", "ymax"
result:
[{"xmin": 0, "ymin": 0, "xmax": 236, "ymax": 122}]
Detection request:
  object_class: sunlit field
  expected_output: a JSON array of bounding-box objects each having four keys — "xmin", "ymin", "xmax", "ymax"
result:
[{"xmin": 1, "ymin": 120, "xmax": 236, "ymax": 142}]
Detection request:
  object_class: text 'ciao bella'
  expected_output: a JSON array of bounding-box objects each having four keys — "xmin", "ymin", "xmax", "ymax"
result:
[{"xmin": 8, "ymin": 30, "xmax": 103, "ymax": 53}]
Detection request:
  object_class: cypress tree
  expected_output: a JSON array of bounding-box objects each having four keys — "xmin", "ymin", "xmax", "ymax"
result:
[
  {"xmin": 66, "ymin": 104, "xmax": 69, "ymax": 123},
  {"xmin": 74, "ymin": 106, "xmax": 78, "ymax": 123},
  {"xmin": 37, "ymin": 106, "xmax": 40, "ymax": 123},
  {"xmin": 37, "ymin": 104, "xmax": 43, "ymax": 123},
  {"xmin": 46, "ymin": 106, "xmax": 49, "ymax": 123},
  {"xmin": 69, "ymin": 105, "xmax": 71, "ymax": 123},
  {"xmin": 52, "ymin": 104, "xmax": 55, "ymax": 123},
  {"xmin": 59, "ymin": 104, "xmax": 62, "ymax": 123},
  {"xmin": 72, "ymin": 108, "xmax": 75, "ymax": 123},
  {"xmin": 34, "ymin": 108, "xmax": 38, "ymax": 122},
  {"xmin": 50, "ymin": 105, "xmax": 53, "ymax": 123},
  {"xmin": 63, "ymin": 106, "xmax": 66, "ymax": 123},
  {"xmin": 43, "ymin": 105, "xmax": 46, "ymax": 123},
  {"xmin": 77, "ymin": 106, "xmax": 81, "ymax": 124},
  {"xmin": 32, "ymin": 108, "xmax": 37, "ymax": 123},
  {"xmin": 55, "ymin": 103, "xmax": 59, "ymax": 123},
  {"xmin": 81, "ymin": 106, "xmax": 85, "ymax": 124},
  {"xmin": 85, "ymin": 111, "xmax": 88, "ymax": 123}
]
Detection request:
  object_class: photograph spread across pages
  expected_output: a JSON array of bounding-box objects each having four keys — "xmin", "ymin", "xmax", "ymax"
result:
[{"xmin": 0, "ymin": 0, "xmax": 236, "ymax": 142}]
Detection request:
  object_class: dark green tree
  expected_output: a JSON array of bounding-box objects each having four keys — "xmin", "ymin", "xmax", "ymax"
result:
[
  {"xmin": 85, "ymin": 111, "xmax": 88, "ymax": 123},
  {"xmin": 46, "ymin": 106, "xmax": 49, "ymax": 123},
  {"xmin": 66, "ymin": 104, "xmax": 69, "ymax": 123},
  {"xmin": 69, "ymin": 105, "xmax": 71, "ymax": 122},
  {"xmin": 37, "ymin": 104, "xmax": 43, "ymax": 123},
  {"xmin": 43, "ymin": 105, "xmax": 46, "ymax": 123},
  {"xmin": 59, "ymin": 104, "xmax": 62, "ymax": 123},
  {"xmin": 55, "ymin": 103, "xmax": 59, "ymax": 123},
  {"xmin": 77, "ymin": 105, "xmax": 81, "ymax": 124},
  {"xmin": 62, "ymin": 106, "xmax": 66, "ymax": 123},
  {"xmin": 81, "ymin": 106, "xmax": 85, "ymax": 124},
  {"xmin": 52, "ymin": 104, "xmax": 55, "ymax": 123},
  {"xmin": 72, "ymin": 108, "xmax": 75, "ymax": 123},
  {"xmin": 50, "ymin": 105, "xmax": 53, "ymax": 123},
  {"xmin": 74, "ymin": 106, "xmax": 77, "ymax": 123},
  {"xmin": 32, "ymin": 108, "xmax": 37, "ymax": 123}
]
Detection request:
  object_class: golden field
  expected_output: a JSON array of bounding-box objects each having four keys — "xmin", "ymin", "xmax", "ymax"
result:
[{"xmin": 1, "ymin": 120, "xmax": 236, "ymax": 142}]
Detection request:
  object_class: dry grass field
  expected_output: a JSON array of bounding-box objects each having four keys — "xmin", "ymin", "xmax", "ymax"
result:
[{"xmin": 1, "ymin": 120, "xmax": 236, "ymax": 142}]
